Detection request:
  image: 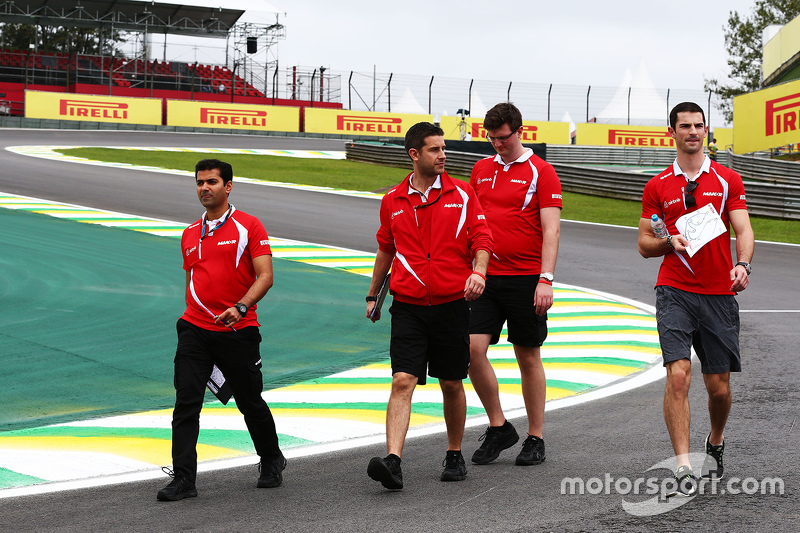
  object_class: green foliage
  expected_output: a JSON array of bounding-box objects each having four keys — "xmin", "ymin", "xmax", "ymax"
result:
[
  {"xmin": 0, "ymin": 23, "xmax": 123, "ymax": 55},
  {"xmin": 705, "ymin": 0, "xmax": 800, "ymax": 123}
]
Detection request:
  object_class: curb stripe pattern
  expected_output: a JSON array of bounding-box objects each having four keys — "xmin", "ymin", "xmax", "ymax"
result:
[{"xmin": 0, "ymin": 147, "xmax": 662, "ymax": 495}]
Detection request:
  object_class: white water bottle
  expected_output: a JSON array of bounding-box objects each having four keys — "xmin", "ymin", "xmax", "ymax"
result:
[{"xmin": 650, "ymin": 214, "xmax": 669, "ymax": 239}]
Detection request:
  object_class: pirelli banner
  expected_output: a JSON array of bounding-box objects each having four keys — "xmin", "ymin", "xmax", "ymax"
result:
[
  {"xmin": 25, "ymin": 91, "xmax": 161, "ymax": 125},
  {"xmin": 440, "ymin": 117, "xmax": 570, "ymax": 145},
  {"xmin": 304, "ymin": 108, "xmax": 431, "ymax": 137},
  {"xmin": 166, "ymin": 100, "xmax": 300, "ymax": 132},
  {"xmin": 733, "ymin": 79, "xmax": 800, "ymax": 154},
  {"xmin": 576, "ymin": 123, "xmax": 675, "ymax": 149}
]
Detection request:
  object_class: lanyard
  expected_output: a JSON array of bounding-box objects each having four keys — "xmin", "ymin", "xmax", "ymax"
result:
[{"xmin": 200, "ymin": 205, "xmax": 233, "ymax": 242}]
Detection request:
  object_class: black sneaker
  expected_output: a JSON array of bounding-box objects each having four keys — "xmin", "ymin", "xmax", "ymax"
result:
[
  {"xmin": 667, "ymin": 465, "xmax": 698, "ymax": 498},
  {"xmin": 257, "ymin": 452, "xmax": 287, "ymax": 488},
  {"xmin": 471, "ymin": 420, "xmax": 520, "ymax": 465},
  {"xmin": 156, "ymin": 468, "xmax": 197, "ymax": 502},
  {"xmin": 440, "ymin": 450, "xmax": 467, "ymax": 481},
  {"xmin": 702, "ymin": 433, "xmax": 725, "ymax": 479},
  {"xmin": 367, "ymin": 455, "xmax": 403, "ymax": 490},
  {"xmin": 515, "ymin": 435, "xmax": 546, "ymax": 466}
]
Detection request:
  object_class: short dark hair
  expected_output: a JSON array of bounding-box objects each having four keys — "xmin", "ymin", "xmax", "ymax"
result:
[
  {"xmin": 404, "ymin": 122, "xmax": 444, "ymax": 157},
  {"xmin": 195, "ymin": 159, "xmax": 233, "ymax": 184},
  {"xmin": 669, "ymin": 102, "xmax": 705, "ymax": 130},
  {"xmin": 484, "ymin": 102, "xmax": 523, "ymax": 132}
]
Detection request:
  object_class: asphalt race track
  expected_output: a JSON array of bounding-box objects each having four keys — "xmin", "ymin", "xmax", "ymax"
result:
[{"xmin": 0, "ymin": 129, "xmax": 797, "ymax": 532}]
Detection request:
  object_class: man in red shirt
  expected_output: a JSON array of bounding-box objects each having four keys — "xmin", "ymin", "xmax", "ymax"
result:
[
  {"xmin": 638, "ymin": 102, "xmax": 754, "ymax": 497},
  {"xmin": 365, "ymin": 122, "xmax": 493, "ymax": 490},
  {"xmin": 157, "ymin": 159, "xmax": 285, "ymax": 501},
  {"xmin": 466, "ymin": 102, "xmax": 562, "ymax": 467}
]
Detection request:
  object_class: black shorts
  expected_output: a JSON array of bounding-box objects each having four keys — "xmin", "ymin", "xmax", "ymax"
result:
[
  {"xmin": 389, "ymin": 298, "xmax": 470, "ymax": 385},
  {"xmin": 656, "ymin": 286, "xmax": 741, "ymax": 374},
  {"xmin": 469, "ymin": 275, "xmax": 548, "ymax": 347}
]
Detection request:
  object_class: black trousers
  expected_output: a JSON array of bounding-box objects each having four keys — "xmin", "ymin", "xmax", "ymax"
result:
[{"xmin": 171, "ymin": 319, "xmax": 281, "ymax": 482}]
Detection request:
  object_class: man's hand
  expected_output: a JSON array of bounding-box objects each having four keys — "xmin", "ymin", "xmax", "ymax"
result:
[
  {"xmin": 534, "ymin": 282, "xmax": 553, "ymax": 316},
  {"xmin": 464, "ymin": 272, "xmax": 486, "ymax": 301},
  {"xmin": 730, "ymin": 265, "xmax": 750, "ymax": 292},
  {"xmin": 366, "ymin": 301, "xmax": 380, "ymax": 322},
  {"xmin": 215, "ymin": 306, "xmax": 243, "ymax": 327}
]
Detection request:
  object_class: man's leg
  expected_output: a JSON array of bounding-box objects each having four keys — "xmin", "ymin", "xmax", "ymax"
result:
[
  {"xmin": 386, "ymin": 371, "xmax": 418, "ymax": 457},
  {"xmin": 468, "ymin": 333, "xmax": 506, "ymax": 427},
  {"xmin": 439, "ymin": 379, "xmax": 467, "ymax": 450},
  {"xmin": 664, "ymin": 358, "xmax": 692, "ymax": 468},
  {"xmin": 514, "ymin": 345, "xmax": 546, "ymax": 437},
  {"xmin": 703, "ymin": 372, "xmax": 731, "ymax": 446}
]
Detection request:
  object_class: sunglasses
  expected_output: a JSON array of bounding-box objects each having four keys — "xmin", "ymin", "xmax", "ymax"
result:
[{"xmin": 685, "ymin": 181, "xmax": 698, "ymax": 208}]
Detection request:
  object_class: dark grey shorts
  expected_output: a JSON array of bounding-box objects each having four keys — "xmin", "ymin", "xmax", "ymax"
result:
[{"xmin": 655, "ymin": 285, "xmax": 741, "ymax": 374}]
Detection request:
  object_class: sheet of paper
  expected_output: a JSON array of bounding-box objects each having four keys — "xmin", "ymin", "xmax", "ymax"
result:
[{"xmin": 675, "ymin": 203, "xmax": 727, "ymax": 258}]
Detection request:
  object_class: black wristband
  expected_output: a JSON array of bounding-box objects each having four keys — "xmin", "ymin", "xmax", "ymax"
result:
[
  {"xmin": 365, "ymin": 296, "xmax": 378, "ymax": 302},
  {"xmin": 666, "ymin": 235, "xmax": 675, "ymax": 250}
]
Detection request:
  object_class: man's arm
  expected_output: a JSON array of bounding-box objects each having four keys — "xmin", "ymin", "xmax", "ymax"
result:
[
  {"xmin": 215, "ymin": 254, "xmax": 274, "ymax": 326},
  {"xmin": 534, "ymin": 207, "xmax": 561, "ymax": 316},
  {"xmin": 366, "ymin": 249, "xmax": 394, "ymax": 322},
  {"xmin": 464, "ymin": 249, "xmax": 489, "ymax": 301},
  {"xmin": 637, "ymin": 217, "xmax": 689, "ymax": 257},
  {"xmin": 729, "ymin": 209, "xmax": 754, "ymax": 292}
]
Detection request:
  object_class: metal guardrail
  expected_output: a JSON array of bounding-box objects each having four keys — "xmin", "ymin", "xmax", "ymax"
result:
[
  {"xmin": 729, "ymin": 150, "xmax": 800, "ymax": 185},
  {"xmin": 345, "ymin": 142, "xmax": 800, "ymax": 220}
]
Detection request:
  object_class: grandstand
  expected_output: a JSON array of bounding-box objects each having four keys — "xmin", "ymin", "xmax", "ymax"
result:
[{"xmin": 0, "ymin": 1, "xmax": 342, "ymax": 119}]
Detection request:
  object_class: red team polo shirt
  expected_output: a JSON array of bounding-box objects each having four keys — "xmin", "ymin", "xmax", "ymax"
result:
[
  {"xmin": 181, "ymin": 207, "xmax": 272, "ymax": 331},
  {"xmin": 470, "ymin": 149, "xmax": 563, "ymax": 275},
  {"xmin": 377, "ymin": 171, "xmax": 493, "ymax": 306},
  {"xmin": 642, "ymin": 157, "xmax": 748, "ymax": 295}
]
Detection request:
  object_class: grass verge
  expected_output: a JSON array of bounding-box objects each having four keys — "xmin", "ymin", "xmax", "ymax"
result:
[{"xmin": 59, "ymin": 147, "xmax": 800, "ymax": 244}]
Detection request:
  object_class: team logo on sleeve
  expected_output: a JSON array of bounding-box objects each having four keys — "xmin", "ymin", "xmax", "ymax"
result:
[{"xmin": 260, "ymin": 239, "xmax": 270, "ymax": 246}]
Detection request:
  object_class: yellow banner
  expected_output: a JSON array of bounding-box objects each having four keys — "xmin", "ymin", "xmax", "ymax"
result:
[
  {"xmin": 733, "ymin": 79, "xmax": 800, "ymax": 154},
  {"xmin": 440, "ymin": 117, "xmax": 570, "ymax": 145},
  {"xmin": 576, "ymin": 123, "xmax": 675, "ymax": 148},
  {"xmin": 166, "ymin": 100, "xmax": 299, "ymax": 132},
  {"xmin": 711, "ymin": 127, "xmax": 733, "ymax": 152},
  {"xmin": 304, "ymin": 108, "xmax": 431, "ymax": 137},
  {"xmin": 25, "ymin": 91, "xmax": 161, "ymax": 125}
]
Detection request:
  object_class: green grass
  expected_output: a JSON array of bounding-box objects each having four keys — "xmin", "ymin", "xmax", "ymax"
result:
[{"xmin": 59, "ymin": 147, "xmax": 800, "ymax": 244}]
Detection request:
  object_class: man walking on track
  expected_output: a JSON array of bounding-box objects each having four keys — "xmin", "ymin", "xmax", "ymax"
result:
[
  {"xmin": 466, "ymin": 102, "xmax": 563, "ymax": 467},
  {"xmin": 365, "ymin": 122, "xmax": 493, "ymax": 490},
  {"xmin": 157, "ymin": 158, "xmax": 285, "ymax": 501},
  {"xmin": 638, "ymin": 102, "xmax": 754, "ymax": 497}
]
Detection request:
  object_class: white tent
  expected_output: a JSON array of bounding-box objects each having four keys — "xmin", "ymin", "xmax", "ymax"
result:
[
  {"xmin": 393, "ymin": 87, "xmax": 427, "ymax": 114},
  {"xmin": 561, "ymin": 111, "xmax": 576, "ymax": 140},
  {"xmin": 595, "ymin": 58, "xmax": 668, "ymax": 126},
  {"xmin": 469, "ymin": 90, "xmax": 488, "ymax": 119}
]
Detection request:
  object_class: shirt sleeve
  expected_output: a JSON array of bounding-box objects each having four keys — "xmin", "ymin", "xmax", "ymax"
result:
[
  {"xmin": 641, "ymin": 179, "xmax": 662, "ymax": 219},
  {"xmin": 466, "ymin": 185, "xmax": 493, "ymax": 257},
  {"xmin": 537, "ymin": 163, "xmax": 563, "ymax": 209},
  {"xmin": 376, "ymin": 195, "xmax": 396, "ymax": 255},
  {"xmin": 248, "ymin": 218, "xmax": 272, "ymax": 258},
  {"xmin": 725, "ymin": 170, "xmax": 748, "ymax": 212}
]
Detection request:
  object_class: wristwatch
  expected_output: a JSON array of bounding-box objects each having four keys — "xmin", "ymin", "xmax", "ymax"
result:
[
  {"xmin": 539, "ymin": 272, "xmax": 554, "ymax": 282},
  {"xmin": 234, "ymin": 302, "xmax": 248, "ymax": 317},
  {"xmin": 365, "ymin": 296, "xmax": 378, "ymax": 302},
  {"xmin": 735, "ymin": 261, "xmax": 752, "ymax": 275}
]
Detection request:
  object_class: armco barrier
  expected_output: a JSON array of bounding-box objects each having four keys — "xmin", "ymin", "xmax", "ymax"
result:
[
  {"xmin": 729, "ymin": 151, "xmax": 800, "ymax": 185},
  {"xmin": 345, "ymin": 142, "xmax": 800, "ymax": 220}
]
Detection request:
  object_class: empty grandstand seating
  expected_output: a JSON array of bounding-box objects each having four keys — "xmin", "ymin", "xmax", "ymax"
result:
[{"xmin": 0, "ymin": 49, "xmax": 265, "ymax": 105}]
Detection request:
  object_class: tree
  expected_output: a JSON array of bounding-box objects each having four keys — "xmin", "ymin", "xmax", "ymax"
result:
[
  {"xmin": 705, "ymin": 0, "xmax": 800, "ymax": 123},
  {"xmin": 0, "ymin": 23, "xmax": 124, "ymax": 56}
]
